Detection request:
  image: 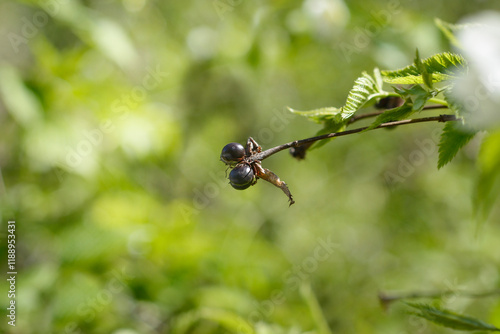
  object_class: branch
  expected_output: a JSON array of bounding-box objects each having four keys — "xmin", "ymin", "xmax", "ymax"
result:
[
  {"xmin": 248, "ymin": 114, "xmax": 460, "ymax": 163},
  {"xmin": 289, "ymin": 104, "xmax": 451, "ymax": 159}
]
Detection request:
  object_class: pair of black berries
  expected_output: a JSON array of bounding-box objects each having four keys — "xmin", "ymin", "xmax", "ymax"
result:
[
  {"xmin": 220, "ymin": 142, "xmax": 255, "ymax": 190},
  {"xmin": 220, "ymin": 139, "xmax": 295, "ymax": 205}
]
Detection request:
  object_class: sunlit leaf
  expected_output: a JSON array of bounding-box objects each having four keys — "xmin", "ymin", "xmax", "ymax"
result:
[
  {"xmin": 289, "ymin": 70, "xmax": 388, "ymax": 149},
  {"xmin": 290, "ymin": 70, "xmax": 387, "ymax": 127},
  {"xmin": 288, "ymin": 107, "xmax": 345, "ymax": 149},
  {"xmin": 288, "ymin": 106, "xmax": 342, "ymax": 124},
  {"xmin": 381, "ymin": 52, "xmax": 467, "ymax": 84},
  {"xmin": 341, "ymin": 70, "xmax": 386, "ymax": 119}
]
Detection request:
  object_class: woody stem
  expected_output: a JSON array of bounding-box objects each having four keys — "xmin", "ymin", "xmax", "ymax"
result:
[{"xmin": 248, "ymin": 114, "xmax": 459, "ymax": 163}]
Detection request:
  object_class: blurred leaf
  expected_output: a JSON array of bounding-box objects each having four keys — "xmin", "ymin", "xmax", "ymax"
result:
[
  {"xmin": 300, "ymin": 282, "xmax": 332, "ymax": 334},
  {"xmin": 254, "ymin": 323, "xmax": 305, "ymax": 334},
  {"xmin": 172, "ymin": 308, "xmax": 255, "ymax": 334},
  {"xmin": 0, "ymin": 65, "xmax": 43, "ymax": 126},
  {"xmin": 199, "ymin": 308, "xmax": 255, "ymax": 334},
  {"xmin": 381, "ymin": 52, "xmax": 467, "ymax": 84},
  {"xmin": 434, "ymin": 18, "xmax": 481, "ymax": 49},
  {"xmin": 443, "ymin": 85, "xmax": 463, "ymax": 114},
  {"xmin": 434, "ymin": 18, "xmax": 462, "ymax": 48},
  {"xmin": 437, "ymin": 121, "xmax": 477, "ymax": 169},
  {"xmin": 37, "ymin": 0, "xmax": 138, "ymax": 70},
  {"xmin": 443, "ymin": 84, "xmax": 477, "ymax": 129},
  {"xmin": 474, "ymin": 131, "xmax": 500, "ymax": 222},
  {"xmin": 406, "ymin": 303, "xmax": 500, "ymax": 331},
  {"xmin": 89, "ymin": 18, "xmax": 138, "ymax": 70}
]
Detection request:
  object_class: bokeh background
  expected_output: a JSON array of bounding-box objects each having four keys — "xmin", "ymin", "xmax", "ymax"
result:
[{"xmin": 1, "ymin": 0, "xmax": 500, "ymax": 333}]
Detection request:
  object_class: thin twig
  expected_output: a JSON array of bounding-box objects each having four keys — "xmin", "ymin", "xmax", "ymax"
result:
[
  {"xmin": 290, "ymin": 105, "xmax": 450, "ymax": 159},
  {"xmin": 348, "ymin": 105, "xmax": 449, "ymax": 125},
  {"xmin": 248, "ymin": 114, "xmax": 459, "ymax": 163},
  {"xmin": 348, "ymin": 111, "xmax": 385, "ymax": 124}
]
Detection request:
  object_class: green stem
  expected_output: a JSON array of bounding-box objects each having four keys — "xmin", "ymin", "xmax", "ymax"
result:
[{"xmin": 428, "ymin": 97, "xmax": 448, "ymax": 106}]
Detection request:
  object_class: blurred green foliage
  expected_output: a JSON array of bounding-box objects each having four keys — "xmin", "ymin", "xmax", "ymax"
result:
[{"xmin": 1, "ymin": 0, "xmax": 500, "ymax": 333}]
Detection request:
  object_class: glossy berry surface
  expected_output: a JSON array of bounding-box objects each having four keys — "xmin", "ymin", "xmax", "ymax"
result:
[
  {"xmin": 220, "ymin": 142, "xmax": 245, "ymax": 165},
  {"xmin": 229, "ymin": 164, "xmax": 255, "ymax": 190}
]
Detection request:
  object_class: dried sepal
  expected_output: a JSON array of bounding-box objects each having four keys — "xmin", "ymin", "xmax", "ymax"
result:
[{"xmin": 254, "ymin": 163, "xmax": 295, "ymax": 206}]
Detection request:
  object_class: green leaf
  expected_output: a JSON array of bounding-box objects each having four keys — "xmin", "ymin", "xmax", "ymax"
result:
[
  {"xmin": 288, "ymin": 106, "xmax": 342, "ymax": 124},
  {"xmin": 366, "ymin": 100, "xmax": 414, "ymax": 130},
  {"xmin": 406, "ymin": 303, "xmax": 500, "ymax": 332},
  {"xmin": 395, "ymin": 85, "xmax": 434, "ymax": 111},
  {"xmin": 288, "ymin": 108, "xmax": 346, "ymax": 150},
  {"xmin": 341, "ymin": 70, "xmax": 385, "ymax": 119},
  {"xmin": 413, "ymin": 92, "xmax": 431, "ymax": 111},
  {"xmin": 414, "ymin": 49, "xmax": 433, "ymax": 89},
  {"xmin": 373, "ymin": 67, "xmax": 384, "ymax": 91},
  {"xmin": 310, "ymin": 69, "xmax": 386, "ymax": 145},
  {"xmin": 290, "ymin": 70, "xmax": 388, "ymax": 149},
  {"xmin": 438, "ymin": 121, "xmax": 477, "ymax": 169},
  {"xmin": 381, "ymin": 52, "xmax": 467, "ymax": 84},
  {"xmin": 290, "ymin": 70, "xmax": 387, "ymax": 127}
]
